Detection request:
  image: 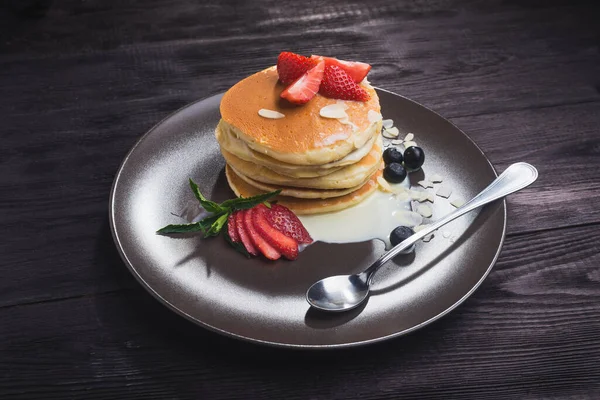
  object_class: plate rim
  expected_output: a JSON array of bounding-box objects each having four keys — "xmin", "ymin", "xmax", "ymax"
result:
[{"xmin": 109, "ymin": 88, "xmax": 507, "ymax": 349}]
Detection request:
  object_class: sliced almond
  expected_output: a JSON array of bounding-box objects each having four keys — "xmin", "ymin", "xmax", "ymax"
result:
[
  {"xmin": 409, "ymin": 189, "xmax": 424, "ymax": 200},
  {"xmin": 430, "ymin": 173, "xmax": 443, "ymax": 183},
  {"xmin": 368, "ymin": 110, "xmax": 382, "ymax": 124},
  {"xmin": 258, "ymin": 109, "xmax": 285, "ymax": 119},
  {"xmin": 382, "ymin": 119, "xmax": 394, "ymax": 129},
  {"xmin": 404, "ymin": 133, "xmax": 414, "ymax": 142},
  {"xmin": 382, "ymin": 128, "xmax": 399, "ymax": 138},
  {"xmin": 404, "ymin": 140, "xmax": 417, "ymax": 148},
  {"xmin": 320, "ymin": 104, "xmax": 348, "ymax": 119},
  {"xmin": 417, "ymin": 204, "xmax": 433, "ymax": 218},
  {"xmin": 450, "ymin": 196, "xmax": 465, "ymax": 208},
  {"xmin": 417, "ymin": 180, "xmax": 434, "ymax": 189},
  {"xmin": 436, "ymin": 186, "xmax": 452, "ymax": 198},
  {"xmin": 391, "ymin": 139, "xmax": 403, "ymax": 145},
  {"xmin": 377, "ymin": 176, "xmax": 393, "ymax": 193}
]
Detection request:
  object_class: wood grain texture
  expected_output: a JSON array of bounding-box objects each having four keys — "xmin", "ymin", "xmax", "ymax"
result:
[
  {"xmin": 1, "ymin": 225, "xmax": 599, "ymax": 399},
  {"xmin": 1, "ymin": 0, "xmax": 599, "ymax": 398}
]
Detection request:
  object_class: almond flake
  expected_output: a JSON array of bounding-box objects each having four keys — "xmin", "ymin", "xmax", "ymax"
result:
[
  {"xmin": 404, "ymin": 133, "xmax": 414, "ymax": 142},
  {"xmin": 382, "ymin": 119, "xmax": 394, "ymax": 129},
  {"xmin": 391, "ymin": 139, "xmax": 403, "ymax": 145},
  {"xmin": 382, "ymin": 128, "xmax": 399, "ymax": 138},
  {"xmin": 416, "ymin": 192, "xmax": 430, "ymax": 202},
  {"xmin": 423, "ymin": 234, "xmax": 434, "ymax": 242},
  {"xmin": 386, "ymin": 127, "xmax": 400, "ymax": 135},
  {"xmin": 409, "ymin": 190, "xmax": 424, "ymax": 200},
  {"xmin": 430, "ymin": 173, "xmax": 443, "ymax": 183},
  {"xmin": 417, "ymin": 204, "xmax": 433, "ymax": 218},
  {"xmin": 436, "ymin": 186, "xmax": 452, "ymax": 198},
  {"xmin": 368, "ymin": 110, "xmax": 382, "ymax": 124},
  {"xmin": 404, "ymin": 140, "xmax": 417, "ymax": 148},
  {"xmin": 450, "ymin": 196, "xmax": 465, "ymax": 208},
  {"xmin": 418, "ymin": 180, "xmax": 434, "ymax": 189},
  {"xmin": 377, "ymin": 176, "xmax": 393, "ymax": 193},
  {"xmin": 320, "ymin": 104, "xmax": 348, "ymax": 119},
  {"xmin": 258, "ymin": 109, "xmax": 285, "ymax": 119}
]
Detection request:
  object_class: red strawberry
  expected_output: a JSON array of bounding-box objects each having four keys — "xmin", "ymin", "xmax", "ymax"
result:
[
  {"xmin": 319, "ymin": 64, "xmax": 370, "ymax": 102},
  {"xmin": 277, "ymin": 52, "xmax": 317, "ymax": 85},
  {"xmin": 243, "ymin": 207, "xmax": 281, "ymax": 260},
  {"xmin": 252, "ymin": 204, "xmax": 299, "ymax": 260},
  {"xmin": 280, "ymin": 60, "xmax": 325, "ymax": 105},
  {"xmin": 235, "ymin": 210, "xmax": 258, "ymax": 256},
  {"xmin": 265, "ymin": 204, "xmax": 313, "ymax": 244},
  {"xmin": 227, "ymin": 213, "xmax": 239, "ymax": 243},
  {"xmin": 311, "ymin": 55, "xmax": 371, "ymax": 83}
]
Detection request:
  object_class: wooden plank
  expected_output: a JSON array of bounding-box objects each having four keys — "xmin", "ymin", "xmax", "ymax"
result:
[
  {"xmin": 451, "ymin": 101, "xmax": 600, "ymax": 235},
  {"xmin": 0, "ymin": 1, "xmax": 598, "ymax": 119},
  {"xmin": 0, "ymin": 224, "xmax": 598, "ymax": 399}
]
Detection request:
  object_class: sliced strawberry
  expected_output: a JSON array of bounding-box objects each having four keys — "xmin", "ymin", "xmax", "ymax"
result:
[
  {"xmin": 253, "ymin": 204, "xmax": 299, "ymax": 260},
  {"xmin": 319, "ymin": 64, "xmax": 370, "ymax": 102},
  {"xmin": 235, "ymin": 210, "xmax": 258, "ymax": 256},
  {"xmin": 280, "ymin": 60, "xmax": 325, "ymax": 105},
  {"xmin": 227, "ymin": 213, "xmax": 240, "ymax": 243},
  {"xmin": 243, "ymin": 207, "xmax": 281, "ymax": 260},
  {"xmin": 277, "ymin": 52, "xmax": 317, "ymax": 85},
  {"xmin": 265, "ymin": 204, "xmax": 313, "ymax": 244},
  {"xmin": 311, "ymin": 55, "xmax": 371, "ymax": 83}
]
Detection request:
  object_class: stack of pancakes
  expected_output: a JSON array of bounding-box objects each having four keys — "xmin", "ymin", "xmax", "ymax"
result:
[{"xmin": 216, "ymin": 66, "xmax": 383, "ymax": 215}]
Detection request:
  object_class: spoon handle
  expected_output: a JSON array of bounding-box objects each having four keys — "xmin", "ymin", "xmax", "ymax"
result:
[{"xmin": 363, "ymin": 162, "xmax": 538, "ymax": 283}]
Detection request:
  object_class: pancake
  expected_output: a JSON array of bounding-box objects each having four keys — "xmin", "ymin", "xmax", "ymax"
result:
[
  {"xmin": 216, "ymin": 120, "xmax": 378, "ymax": 178},
  {"xmin": 221, "ymin": 134, "xmax": 383, "ymax": 190},
  {"xmin": 226, "ymin": 165, "xmax": 381, "ymax": 215},
  {"xmin": 219, "ymin": 66, "xmax": 382, "ymax": 166},
  {"xmin": 229, "ymin": 165, "xmax": 368, "ymax": 199}
]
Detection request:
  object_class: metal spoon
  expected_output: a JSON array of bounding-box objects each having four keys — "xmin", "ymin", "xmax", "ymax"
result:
[{"xmin": 306, "ymin": 162, "xmax": 538, "ymax": 312}]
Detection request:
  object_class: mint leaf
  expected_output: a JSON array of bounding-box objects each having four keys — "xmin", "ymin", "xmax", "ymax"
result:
[
  {"xmin": 158, "ymin": 213, "xmax": 229, "ymax": 236},
  {"xmin": 157, "ymin": 223, "xmax": 204, "ymax": 234},
  {"xmin": 204, "ymin": 213, "xmax": 229, "ymax": 237},
  {"xmin": 189, "ymin": 179, "xmax": 225, "ymax": 214},
  {"xmin": 221, "ymin": 190, "xmax": 281, "ymax": 211}
]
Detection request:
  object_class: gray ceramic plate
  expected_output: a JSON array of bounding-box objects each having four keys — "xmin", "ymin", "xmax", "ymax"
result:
[{"xmin": 109, "ymin": 89, "xmax": 506, "ymax": 349}]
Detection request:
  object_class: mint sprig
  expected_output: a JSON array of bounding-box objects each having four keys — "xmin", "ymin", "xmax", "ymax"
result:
[{"xmin": 157, "ymin": 179, "xmax": 280, "ymax": 236}]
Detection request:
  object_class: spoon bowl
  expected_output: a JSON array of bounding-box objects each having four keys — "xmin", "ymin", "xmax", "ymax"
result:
[
  {"xmin": 306, "ymin": 162, "xmax": 538, "ymax": 312},
  {"xmin": 307, "ymin": 274, "xmax": 369, "ymax": 312}
]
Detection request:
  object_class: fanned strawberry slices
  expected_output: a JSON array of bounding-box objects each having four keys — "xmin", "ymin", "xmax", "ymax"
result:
[
  {"xmin": 276, "ymin": 51, "xmax": 371, "ymax": 104},
  {"xmin": 228, "ymin": 203, "xmax": 312, "ymax": 261},
  {"xmin": 157, "ymin": 180, "xmax": 313, "ymax": 262}
]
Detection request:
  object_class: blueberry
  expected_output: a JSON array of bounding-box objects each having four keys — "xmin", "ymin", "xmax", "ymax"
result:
[
  {"xmin": 383, "ymin": 147, "xmax": 403, "ymax": 165},
  {"xmin": 390, "ymin": 226, "xmax": 415, "ymax": 247},
  {"xmin": 403, "ymin": 146, "xmax": 425, "ymax": 171},
  {"xmin": 383, "ymin": 162, "xmax": 407, "ymax": 183}
]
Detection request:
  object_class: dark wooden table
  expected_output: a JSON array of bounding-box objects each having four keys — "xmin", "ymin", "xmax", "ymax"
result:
[{"xmin": 2, "ymin": 1, "xmax": 599, "ymax": 398}]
